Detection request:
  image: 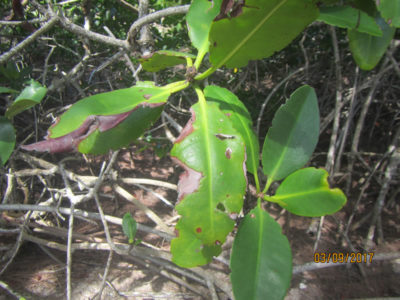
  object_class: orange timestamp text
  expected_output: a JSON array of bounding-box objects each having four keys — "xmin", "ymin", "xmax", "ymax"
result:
[{"xmin": 314, "ymin": 252, "xmax": 374, "ymax": 263}]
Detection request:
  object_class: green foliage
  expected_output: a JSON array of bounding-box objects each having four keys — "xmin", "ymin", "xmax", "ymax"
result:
[
  {"xmin": 271, "ymin": 168, "xmax": 347, "ymax": 217},
  {"xmin": 140, "ymin": 50, "xmax": 195, "ymax": 72},
  {"xmin": 204, "ymin": 85, "xmax": 259, "ymax": 176},
  {"xmin": 170, "ymin": 90, "xmax": 247, "ymax": 267},
  {"xmin": 377, "ymin": 0, "xmax": 400, "ymax": 28},
  {"xmin": 20, "ymin": 0, "xmax": 400, "ymax": 298},
  {"xmin": 186, "ymin": 0, "xmax": 222, "ymax": 62},
  {"xmin": 230, "ymin": 204, "xmax": 292, "ymax": 300},
  {"xmin": 262, "ymin": 85, "xmax": 319, "ymax": 183},
  {"xmin": 5, "ymin": 80, "xmax": 47, "ymax": 118},
  {"xmin": 0, "ymin": 116, "xmax": 16, "ymax": 166},
  {"xmin": 208, "ymin": 0, "xmax": 319, "ymax": 68},
  {"xmin": 348, "ymin": 16, "xmax": 396, "ymax": 70},
  {"xmin": 318, "ymin": 6, "xmax": 382, "ymax": 36},
  {"xmin": 122, "ymin": 212, "xmax": 138, "ymax": 244}
]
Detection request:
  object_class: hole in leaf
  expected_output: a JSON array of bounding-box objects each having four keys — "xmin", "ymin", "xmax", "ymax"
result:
[
  {"xmin": 215, "ymin": 133, "xmax": 235, "ymax": 140},
  {"xmin": 143, "ymin": 94, "xmax": 152, "ymax": 99},
  {"xmin": 215, "ymin": 240, "xmax": 221, "ymax": 246},
  {"xmin": 250, "ymin": 213, "xmax": 256, "ymax": 218},
  {"xmin": 216, "ymin": 203, "xmax": 225, "ymax": 212},
  {"xmin": 229, "ymin": 213, "xmax": 238, "ymax": 220}
]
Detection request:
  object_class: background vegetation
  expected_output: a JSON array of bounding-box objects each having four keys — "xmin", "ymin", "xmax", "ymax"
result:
[{"xmin": 0, "ymin": 0, "xmax": 399, "ymax": 299}]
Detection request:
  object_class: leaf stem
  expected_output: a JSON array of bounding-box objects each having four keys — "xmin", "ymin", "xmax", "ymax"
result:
[
  {"xmin": 163, "ymin": 80, "xmax": 190, "ymax": 94},
  {"xmin": 194, "ymin": 48, "xmax": 207, "ymax": 70},
  {"xmin": 194, "ymin": 65, "xmax": 218, "ymax": 81},
  {"xmin": 254, "ymin": 172, "xmax": 261, "ymax": 193},
  {"xmin": 193, "ymin": 83, "xmax": 206, "ymax": 105},
  {"xmin": 262, "ymin": 177, "xmax": 272, "ymax": 195}
]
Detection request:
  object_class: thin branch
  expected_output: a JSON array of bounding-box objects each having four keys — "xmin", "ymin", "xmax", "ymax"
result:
[
  {"xmin": 0, "ymin": 280, "xmax": 26, "ymax": 299},
  {"xmin": 95, "ymin": 250, "xmax": 114, "ymax": 300},
  {"xmin": 364, "ymin": 126, "xmax": 400, "ymax": 250},
  {"xmin": 0, "ymin": 204, "xmax": 174, "ymax": 240},
  {"xmin": 0, "ymin": 16, "xmax": 58, "ymax": 64},
  {"xmin": 256, "ymin": 67, "xmax": 304, "ymax": 137},
  {"xmin": 126, "ymin": 5, "xmax": 190, "ymax": 43},
  {"xmin": 16, "ymin": 152, "xmax": 177, "ymax": 190},
  {"xmin": 116, "ymin": 0, "xmax": 139, "ymax": 12},
  {"xmin": 346, "ymin": 60, "xmax": 392, "ymax": 194},
  {"xmin": 0, "ymin": 18, "xmax": 46, "ymax": 25},
  {"xmin": 114, "ymin": 184, "xmax": 174, "ymax": 235},
  {"xmin": 334, "ymin": 66, "xmax": 359, "ymax": 174},
  {"xmin": 325, "ymin": 26, "xmax": 343, "ymax": 175}
]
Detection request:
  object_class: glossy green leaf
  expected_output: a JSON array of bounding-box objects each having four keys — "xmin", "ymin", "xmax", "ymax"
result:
[
  {"xmin": 0, "ymin": 116, "xmax": 16, "ymax": 166},
  {"xmin": 170, "ymin": 100, "xmax": 247, "ymax": 268},
  {"xmin": 209, "ymin": 0, "xmax": 318, "ymax": 68},
  {"xmin": 377, "ymin": 0, "xmax": 400, "ymax": 27},
  {"xmin": 271, "ymin": 168, "xmax": 347, "ymax": 217},
  {"xmin": 348, "ymin": 17, "xmax": 396, "ymax": 70},
  {"xmin": 186, "ymin": 0, "xmax": 222, "ymax": 54},
  {"xmin": 230, "ymin": 204, "xmax": 292, "ymax": 300},
  {"xmin": 262, "ymin": 85, "xmax": 319, "ymax": 183},
  {"xmin": 139, "ymin": 50, "xmax": 195, "ymax": 72},
  {"xmin": 0, "ymin": 87, "xmax": 18, "ymax": 94},
  {"xmin": 50, "ymin": 81, "xmax": 170, "ymax": 138},
  {"xmin": 122, "ymin": 212, "xmax": 137, "ymax": 244},
  {"xmin": 5, "ymin": 80, "xmax": 47, "ymax": 118},
  {"xmin": 204, "ymin": 85, "xmax": 259, "ymax": 175},
  {"xmin": 21, "ymin": 81, "xmax": 175, "ymax": 154},
  {"xmin": 318, "ymin": 6, "xmax": 382, "ymax": 36},
  {"xmin": 352, "ymin": 0, "xmax": 377, "ymax": 16}
]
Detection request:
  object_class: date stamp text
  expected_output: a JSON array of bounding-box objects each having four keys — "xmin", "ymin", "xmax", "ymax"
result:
[{"xmin": 314, "ymin": 252, "xmax": 374, "ymax": 263}]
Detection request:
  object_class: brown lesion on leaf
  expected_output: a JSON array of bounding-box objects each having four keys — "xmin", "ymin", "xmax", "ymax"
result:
[
  {"xmin": 175, "ymin": 108, "xmax": 196, "ymax": 143},
  {"xmin": 215, "ymin": 133, "xmax": 235, "ymax": 140},
  {"xmin": 225, "ymin": 147, "xmax": 232, "ymax": 159},
  {"xmin": 20, "ymin": 103, "xmax": 166, "ymax": 153},
  {"xmin": 214, "ymin": 0, "xmax": 258, "ymax": 21},
  {"xmin": 143, "ymin": 94, "xmax": 152, "ymax": 100},
  {"xmin": 172, "ymin": 157, "xmax": 202, "ymax": 202}
]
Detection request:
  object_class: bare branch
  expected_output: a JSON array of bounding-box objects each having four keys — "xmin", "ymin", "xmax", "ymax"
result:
[
  {"xmin": 0, "ymin": 16, "xmax": 58, "ymax": 64},
  {"xmin": 126, "ymin": 5, "xmax": 190, "ymax": 43}
]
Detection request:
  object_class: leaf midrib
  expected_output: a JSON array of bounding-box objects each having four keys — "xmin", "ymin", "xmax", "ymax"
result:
[
  {"xmin": 216, "ymin": 0, "xmax": 289, "ymax": 68},
  {"xmin": 198, "ymin": 100, "xmax": 215, "ymax": 237},
  {"xmin": 267, "ymin": 93, "xmax": 309, "ymax": 182}
]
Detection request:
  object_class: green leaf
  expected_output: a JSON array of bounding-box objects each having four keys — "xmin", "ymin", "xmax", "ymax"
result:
[
  {"xmin": 5, "ymin": 80, "xmax": 47, "ymax": 118},
  {"xmin": 139, "ymin": 50, "xmax": 195, "ymax": 72},
  {"xmin": 377, "ymin": 0, "xmax": 400, "ymax": 27},
  {"xmin": 204, "ymin": 85, "xmax": 259, "ymax": 175},
  {"xmin": 271, "ymin": 168, "xmax": 347, "ymax": 217},
  {"xmin": 0, "ymin": 87, "xmax": 18, "ymax": 94},
  {"xmin": 348, "ymin": 16, "xmax": 396, "ymax": 70},
  {"xmin": 230, "ymin": 204, "xmax": 292, "ymax": 300},
  {"xmin": 262, "ymin": 85, "xmax": 319, "ymax": 183},
  {"xmin": 21, "ymin": 81, "xmax": 174, "ymax": 154},
  {"xmin": 186, "ymin": 0, "xmax": 222, "ymax": 54},
  {"xmin": 0, "ymin": 116, "xmax": 16, "ymax": 166},
  {"xmin": 170, "ymin": 100, "xmax": 247, "ymax": 268},
  {"xmin": 318, "ymin": 6, "xmax": 382, "ymax": 36},
  {"xmin": 209, "ymin": 0, "xmax": 318, "ymax": 68},
  {"xmin": 122, "ymin": 212, "xmax": 137, "ymax": 244},
  {"xmin": 352, "ymin": 0, "xmax": 378, "ymax": 17}
]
